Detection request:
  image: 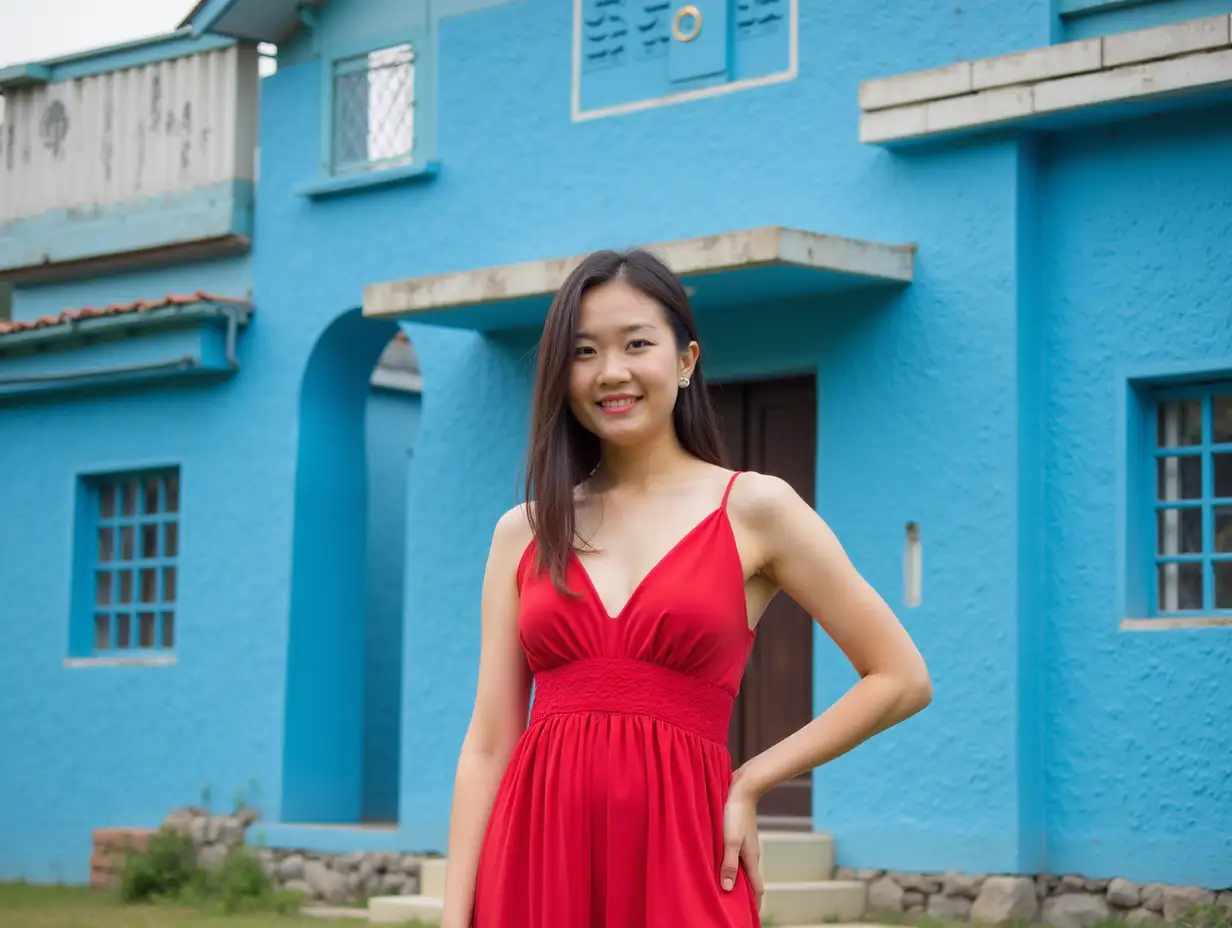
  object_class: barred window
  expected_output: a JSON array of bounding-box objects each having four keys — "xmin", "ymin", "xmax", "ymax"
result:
[
  {"xmin": 1151, "ymin": 388, "xmax": 1232, "ymax": 615},
  {"xmin": 86, "ymin": 469, "xmax": 180, "ymax": 654},
  {"xmin": 331, "ymin": 42, "xmax": 416, "ymax": 174}
]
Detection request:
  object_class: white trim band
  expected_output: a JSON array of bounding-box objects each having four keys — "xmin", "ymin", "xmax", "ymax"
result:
[{"xmin": 859, "ymin": 15, "xmax": 1232, "ymax": 144}]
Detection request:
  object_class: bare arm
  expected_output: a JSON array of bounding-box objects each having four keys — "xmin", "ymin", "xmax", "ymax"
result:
[
  {"xmin": 730, "ymin": 473, "xmax": 932, "ymax": 799},
  {"xmin": 440, "ymin": 506, "xmax": 534, "ymax": 928}
]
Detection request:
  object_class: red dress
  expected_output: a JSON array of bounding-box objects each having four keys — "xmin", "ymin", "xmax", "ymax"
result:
[{"xmin": 473, "ymin": 472, "xmax": 761, "ymax": 927}]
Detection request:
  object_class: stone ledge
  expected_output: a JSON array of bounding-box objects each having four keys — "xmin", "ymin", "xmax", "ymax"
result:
[
  {"xmin": 841, "ymin": 867, "xmax": 1232, "ymax": 926},
  {"xmin": 363, "ymin": 226, "xmax": 916, "ymax": 329},
  {"xmin": 859, "ymin": 15, "xmax": 1232, "ymax": 144}
]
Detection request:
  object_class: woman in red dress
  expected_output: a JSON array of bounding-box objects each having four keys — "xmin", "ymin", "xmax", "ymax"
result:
[{"xmin": 440, "ymin": 249, "xmax": 932, "ymax": 927}]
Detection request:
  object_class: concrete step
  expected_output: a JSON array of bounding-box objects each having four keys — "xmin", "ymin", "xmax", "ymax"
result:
[
  {"xmin": 759, "ymin": 830, "xmax": 835, "ymax": 883},
  {"xmin": 780, "ymin": 924, "xmax": 894, "ymax": 928},
  {"xmin": 418, "ymin": 857, "xmax": 447, "ymax": 898},
  {"xmin": 367, "ymin": 894, "xmax": 443, "ymax": 925},
  {"xmin": 300, "ymin": 905, "xmax": 369, "ymax": 920},
  {"xmin": 760, "ymin": 879, "xmax": 867, "ymax": 926},
  {"xmin": 368, "ymin": 883, "xmax": 867, "ymax": 926}
]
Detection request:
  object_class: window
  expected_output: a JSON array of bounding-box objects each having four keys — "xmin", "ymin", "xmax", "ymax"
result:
[
  {"xmin": 1151, "ymin": 388, "xmax": 1232, "ymax": 615},
  {"xmin": 330, "ymin": 41, "xmax": 416, "ymax": 175},
  {"xmin": 82, "ymin": 469, "xmax": 180, "ymax": 654}
]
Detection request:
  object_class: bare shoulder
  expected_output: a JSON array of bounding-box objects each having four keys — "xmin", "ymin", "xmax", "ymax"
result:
[
  {"xmin": 725, "ymin": 470, "xmax": 810, "ymax": 526},
  {"xmin": 490, "ymin": 502, "xmax": 536, "ymax": 563}
]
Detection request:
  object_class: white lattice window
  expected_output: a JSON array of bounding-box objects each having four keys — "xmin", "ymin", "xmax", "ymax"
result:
[
  {"xmin": 1151, "ymin": 388, "xmax": 1232, "ymax": 615},
  {"xmin": 330, "ymin": 42, "xmax": 416, "ymax": 174}
]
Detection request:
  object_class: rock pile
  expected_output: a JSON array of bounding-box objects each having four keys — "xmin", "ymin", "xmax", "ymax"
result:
[
  {"xmin": 840, "ymin": 868, "xmax": 1232, "ymax": 926},
  {"xmin": 160, "ymin": 806, "xmax": 433, "ymax": 905}
]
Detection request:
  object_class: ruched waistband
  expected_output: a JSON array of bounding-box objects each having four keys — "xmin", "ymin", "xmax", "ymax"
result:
[{"xmin": 529, "ymin": 658, "xmax": 734, "ymax": 744}]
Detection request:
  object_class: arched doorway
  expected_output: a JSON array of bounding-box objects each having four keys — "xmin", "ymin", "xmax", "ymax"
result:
[{"xmin": 281, "ymin": 310, "xmax": 421, "ymax": 824}]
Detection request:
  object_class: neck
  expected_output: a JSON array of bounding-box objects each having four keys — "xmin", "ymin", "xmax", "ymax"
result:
[{"xmin": 596, "ymin": 428, "xmax": 693, "ymax": 490}]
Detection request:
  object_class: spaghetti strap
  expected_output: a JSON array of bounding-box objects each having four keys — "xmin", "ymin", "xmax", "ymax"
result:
[{"xmin": 720, "ymin": 470, "xmax": 742, "ymax": 510}]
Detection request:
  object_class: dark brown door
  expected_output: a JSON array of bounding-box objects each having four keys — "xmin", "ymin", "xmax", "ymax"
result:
[{"xmin": 710, "ymin": 375, "xmax": 817, "ymax": 829}]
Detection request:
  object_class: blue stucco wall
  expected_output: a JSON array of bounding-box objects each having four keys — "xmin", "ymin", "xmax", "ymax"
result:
[
  {"xmin": 1040, "ymin": 112, "xmax": 1232, "ymax": 887},
  {"xmin": 9, "ymin": 255, "xmax": 252, "ymax": 323},
  {"xmin": 363, "ymin": 385, "xmax": 421, "ymax": 823},
  {"xmin": 258, "ymin": 0, "xmax": 1056, "ymax": 871},
  {"xmin": 0, "ymin": 256, "xmax": 265, "ymax": 882},
  {"xmin": 3, "ymin": 0, "xmax": 1230, "ymax": 887}
]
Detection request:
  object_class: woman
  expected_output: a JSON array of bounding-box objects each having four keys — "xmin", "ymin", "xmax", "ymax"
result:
[{"xmin": 441, "ymin": 249, "xmax": 931, "ymax": 928}]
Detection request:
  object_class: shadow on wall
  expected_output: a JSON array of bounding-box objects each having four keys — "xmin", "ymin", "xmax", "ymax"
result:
[{"xmin": 281, "ymin": 308, "xmax": 422, "ymax": 826}]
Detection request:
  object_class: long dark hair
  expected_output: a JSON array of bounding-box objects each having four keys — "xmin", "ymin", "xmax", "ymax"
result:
[{"xmin": 523, "ymin": 249, "xmax": 725, "ymax": 592}]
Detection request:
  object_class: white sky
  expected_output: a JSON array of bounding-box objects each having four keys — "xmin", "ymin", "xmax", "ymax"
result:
[{"xmin": 0, "ymin": 0, "xmax": 194, "ymax": 70}]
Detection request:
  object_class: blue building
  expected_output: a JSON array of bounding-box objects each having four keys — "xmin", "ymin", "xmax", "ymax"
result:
[{"xmin": 1, "ymin": 0, "xmax": 1229, "ymax": 912}]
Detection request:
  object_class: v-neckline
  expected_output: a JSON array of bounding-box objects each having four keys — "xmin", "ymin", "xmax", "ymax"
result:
[{"xmin": 570, "ymin": 506, "xmax": 726, "ymax": 621}]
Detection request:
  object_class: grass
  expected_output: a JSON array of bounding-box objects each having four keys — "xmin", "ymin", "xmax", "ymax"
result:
[{"xmin": 0, "ymin": 882, "xmax": 436, "ymax": 928}]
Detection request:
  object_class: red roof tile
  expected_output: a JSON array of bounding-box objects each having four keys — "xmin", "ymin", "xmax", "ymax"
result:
[{"xmin": 0, "ymin": 291, "xmax": 252, "ymax": 337}]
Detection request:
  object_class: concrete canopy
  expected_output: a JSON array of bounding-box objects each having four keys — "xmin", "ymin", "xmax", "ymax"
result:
[{"xmin": 363, "ymin": 227, "xmax": 916, "ymax": 332}]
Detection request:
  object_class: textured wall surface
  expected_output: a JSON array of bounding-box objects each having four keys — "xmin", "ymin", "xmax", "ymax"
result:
[
  {"xmin": 2, "ymin": 0, "xmax": 1229, "ymax": 887},
  {"xmin": 1040, "ymin": 112, "xmax": 1232, "ymax": 887},
  {"xmin": 363, "ymin": 387, "xmax": 422, "ymax": 824}
]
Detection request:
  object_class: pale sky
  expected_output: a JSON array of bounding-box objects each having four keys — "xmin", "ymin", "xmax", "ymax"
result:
[{"xmin": 0, "ymin": 0, "xmax": 194, "ymax": 70}]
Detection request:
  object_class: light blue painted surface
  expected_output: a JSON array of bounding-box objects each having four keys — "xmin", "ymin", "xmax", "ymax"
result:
[
  {"xmin": 0, "ymin": 181, "xmax": 254, "ymax": 277},
  {"xmin": 1058, "ymin": 0, "xmax": 1232, "ymax": 38},
  {"xmin": 363, "ymin": 386, "xmax": 422, "ymax": 824},
  {"xmin": 2, "ymin": 0, "xmax": 1230, "ymax": 891},
  {"xmin": 9, "ymin": 255, "xmax": 251, "ymax": 324},
  {"xmin": 578, "ymin": 0, "xmax": 791, "ymax": 114},
  {"xmin": 0, "ymin": 319, "xmax": 230, "ymax": 376},
  {"xmin": 1040, "ymin": 111, "xmax": 1232, "ymax": 885},
  {"xmin": 282, "ymin": 309, "xmax": 398, "ymax": 824}
]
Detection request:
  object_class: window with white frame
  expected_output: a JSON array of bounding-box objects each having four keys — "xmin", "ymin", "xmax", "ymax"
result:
[
  {"xmin": 85, "ymin": 469, "xmax": 180, "ymax": 653},
  {"xmin": 330, "ymin": 42, "xmax": 416, "ymax": 174},
  {"xmin": 1151, "ymin": 388, "xmax": 1232, "ymax": 615}
]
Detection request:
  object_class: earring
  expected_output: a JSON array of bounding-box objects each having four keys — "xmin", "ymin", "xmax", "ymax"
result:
[{"xmin": 679, "ymin": 375, "xmax": 691, "ymax": 388}]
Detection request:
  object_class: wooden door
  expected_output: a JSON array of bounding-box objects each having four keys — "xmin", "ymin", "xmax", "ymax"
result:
[{"xmin": 710, "ymin": 375, "xmax": 817, "ymax": 829}]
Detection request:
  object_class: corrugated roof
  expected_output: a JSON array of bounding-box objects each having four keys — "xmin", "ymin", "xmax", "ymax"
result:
[{"xmin": 0, "ymin": 291, "xmax": 252, "ymax": 337}]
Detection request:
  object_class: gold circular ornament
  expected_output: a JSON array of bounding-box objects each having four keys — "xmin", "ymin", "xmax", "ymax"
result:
[{"xmin": 672, "ymin": 5, "xmax": 703, "ymax": 43}]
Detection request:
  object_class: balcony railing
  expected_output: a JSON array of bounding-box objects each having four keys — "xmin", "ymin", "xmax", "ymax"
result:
[{"xmin": 0, "ymin": 41, "xmax": 258, "ymax": 283}]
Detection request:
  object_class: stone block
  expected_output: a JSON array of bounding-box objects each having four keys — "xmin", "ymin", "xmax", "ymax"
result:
[
  {"xmin": 859, "ymin": 61, "xmax": 973, "ymax": 111},
  {"xmin": 1102, "ymin": 16, "xmax": 1230, "ymax": 68},
  {"xmin": 972, "ymin": 39, "xmax": 1101, "ymax": 91},
  {"xmin": 929, "ymin": 893, "xmax": 974, "ymax": 921},
  {"xmin": 944, "ymin": 870, "xmax": 985, "ymax": 899},
  {"xmin": 1034, "ymin": 49, "xmax": 1232, "ymax": 114},
  {"xmin": 859, "ymin": 104, "xmax": 928, "ymax": 144},
  {"xmin": 972, "ymin": 876, "xmax": 1040, "ymax": 924},
  {"xmin": 1044, "ymin": 893, "xmax": 1111, "ymax": 928},
  {"xmin": 1142, "ymin": 883, "xmax": 1166, "ymax": 913},
  {"xmin": 92, "ymin": 827, "xmax": 154, "ymax": 853},
  {"xmin": 1108, "ymin": 877, "xmax": 1142, "ymax": 908},
  {"xmin": 868, "ymin": 876, "xmax": 904, "ymax": 912},
  {"xmin": 1126, "ymin": 907, "xmax": 1166, "ymax": 926},
  {"xmin": 1162, "ymin": 885, "xmax": 1216, "ymax": 922},
  {"xmin": 924, "ymin": 85, "xmax": 1034, "ymax": 135}
]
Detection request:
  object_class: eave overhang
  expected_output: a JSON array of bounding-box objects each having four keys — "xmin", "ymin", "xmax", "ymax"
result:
[{"xmin": 363, "ymin": 226, "xmax": 916, "ymax": 332}]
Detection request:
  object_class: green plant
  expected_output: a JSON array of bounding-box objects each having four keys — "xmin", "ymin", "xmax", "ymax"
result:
[
  {"xmin": 1178, "ymin": 904, "xmax": 1232, "ymax": 928},
  {"xmin": 118, "ymin": 828, "xmax": 300, "ymax": 915},
  {"xmin": 118, "ymin": 828, "xmax": 198, "ymax": 903}
]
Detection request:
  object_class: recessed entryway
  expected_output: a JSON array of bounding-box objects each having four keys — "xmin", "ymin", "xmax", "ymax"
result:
[{"xmin": 710, "ymin": 374, "xmax": 817, "ymax": 829}]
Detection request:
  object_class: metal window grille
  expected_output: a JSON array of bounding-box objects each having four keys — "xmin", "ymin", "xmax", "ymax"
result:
[
  {"xmin": 89, "ymin": 469, "xmax": 180, "ymax": 653},
  {"xmin": 332, "ymin": 43, "xmax": 415, "ymax": 174},
  {"xmin": 1152, "ymin": 389, "xmax": 1232, "ymax": 615}
]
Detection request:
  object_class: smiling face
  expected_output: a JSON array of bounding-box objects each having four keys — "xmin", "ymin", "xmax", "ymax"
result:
[{"xmin": 568, "ymin": 278, "xmax": 698, "ymax": 448}]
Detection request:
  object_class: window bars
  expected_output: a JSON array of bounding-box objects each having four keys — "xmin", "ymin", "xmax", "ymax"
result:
[{"xmin": 332, "ymin": 43, "xmax": 416, "ymax": 174}]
